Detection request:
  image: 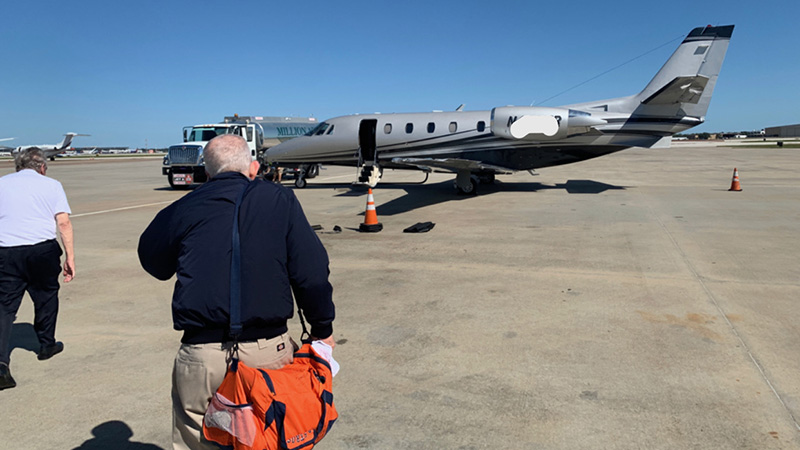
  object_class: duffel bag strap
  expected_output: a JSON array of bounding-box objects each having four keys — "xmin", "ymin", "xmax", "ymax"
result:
[
  {"xmin": 228, "ymin": 181, "xmax": 250, "ymax": 362},
  {"xmin": 297, "ymin": 306, "xmax": 311, "ymax": 343},
  {"xmin": 229, "ymin": 180, "xmax": 312, "ymax": 354}
]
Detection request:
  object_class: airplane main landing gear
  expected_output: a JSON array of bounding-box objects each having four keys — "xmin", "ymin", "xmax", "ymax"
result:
[
  {"xmin": 304, "ymin": 164, "xmax": 320, "ymax": 178},
  {"xmin": 455, "ymin": 170, "xmax": 478, "ymax": 195}
]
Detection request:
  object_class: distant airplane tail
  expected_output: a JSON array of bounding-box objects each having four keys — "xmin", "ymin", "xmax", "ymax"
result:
[
  {"xmin": 633, "ymin": 25, "xmax": 734, "ymax": 121},
  {"xmin": 57, "ymin": 133, "xmax": 91, "ymax": 150},
  {"xmin": 58, "ymin": 133, "xmax": 78, "ymax": 149}
]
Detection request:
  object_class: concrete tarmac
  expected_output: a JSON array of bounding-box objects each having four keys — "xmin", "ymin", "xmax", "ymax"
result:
[{"xmin": 0, "ymin": 146, "xmax": 798, "ymax": 449}]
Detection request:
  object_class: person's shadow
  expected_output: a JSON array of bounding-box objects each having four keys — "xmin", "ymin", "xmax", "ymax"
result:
[
  {"xmin": 10, "ymin": 323, "xmax": 39, "ymax": 355},
  {"xmin": 72, "ymin": 421, "xmax": 164, "ymax": 450}
]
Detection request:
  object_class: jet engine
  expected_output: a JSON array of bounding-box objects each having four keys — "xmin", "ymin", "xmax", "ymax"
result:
[
  {"xmin": 490, "ymin": 106, "xmax": 606, "ymax": 140},
  {"xmin": 491, "ymin": 106, "xmax": 568, "ymax": 140}
]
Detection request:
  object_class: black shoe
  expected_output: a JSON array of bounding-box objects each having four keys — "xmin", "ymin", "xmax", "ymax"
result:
[
  {"xmin": 38, "ymin": 342, "xmax": 64, "ymax": 361},
  {"xmin": 0, "ymin": 364, "xmax": 15, "ymax": 390}
]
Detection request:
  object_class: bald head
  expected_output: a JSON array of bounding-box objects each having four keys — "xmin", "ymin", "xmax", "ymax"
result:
[{"xmin": 204, "ymin": 134, "xmax": 256, "ymax": 179}]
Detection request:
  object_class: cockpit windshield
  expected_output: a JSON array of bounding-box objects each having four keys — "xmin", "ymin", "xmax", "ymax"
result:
[
  {"xmin": 187, "ymin": 127, "xmax": 238, "ymax": 142},
  {"xmin": 304, "ymin": 122, "xmax": 331, "ymax": 136}
]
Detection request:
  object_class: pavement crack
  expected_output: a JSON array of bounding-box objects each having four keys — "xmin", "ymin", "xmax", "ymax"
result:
[{"xmin": 644, "ymin": 193, "xmax": 800, "ymax": 432}]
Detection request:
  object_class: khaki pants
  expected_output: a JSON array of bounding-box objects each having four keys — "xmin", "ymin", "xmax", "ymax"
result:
[{"xmin": 172, "ymin": 333, "xmax": 296, "ymax": 450}]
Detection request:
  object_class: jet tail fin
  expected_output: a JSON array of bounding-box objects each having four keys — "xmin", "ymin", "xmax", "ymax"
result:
[
  {"xmin": 58, "ymin": 133, "xmax": 77, "ymax": 149},
  {"xmin": 634, "ymin": 25, "xmax": 734, "ymax": 120},
  {"xmin": 57, "ymin": 133, "xmax": 91, "ymax": 149}
]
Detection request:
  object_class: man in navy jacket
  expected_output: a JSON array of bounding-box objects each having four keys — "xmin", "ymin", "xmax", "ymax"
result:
[{"xmin": 138, "ymin": 134, "xmax": 335, "ymax": 450}]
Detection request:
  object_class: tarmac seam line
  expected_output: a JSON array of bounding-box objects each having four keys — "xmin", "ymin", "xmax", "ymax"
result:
[
  {"xmin": 646, "ymin": 196, "xmax": 800, "ymax": 432},
  {"xmin": 315, "ymin": 174, "xmax": 354, "ymax": 182},
  {"xmin": 71, "ymin": 201, "xmax": 174, "ymax": 218},
  {"xmin": 70, "ymin": 174, "xmax": 351, "ymax": 218}
]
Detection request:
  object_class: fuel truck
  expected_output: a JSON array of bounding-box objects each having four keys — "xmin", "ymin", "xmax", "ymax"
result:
[{"xmin": 162, "ymin": 115, "xmax": 319, "ymax": 189}]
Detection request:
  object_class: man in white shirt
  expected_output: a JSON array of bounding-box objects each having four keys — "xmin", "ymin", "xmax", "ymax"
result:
[{"xmin": 0, "ymin": 148, "xmax": 75, "ymax": 390}]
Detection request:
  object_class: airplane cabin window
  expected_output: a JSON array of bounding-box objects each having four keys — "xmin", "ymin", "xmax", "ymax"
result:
[
  {"xmin": 477, "ymin": 121, "xmax": 485, "ymax": 132},
  {"xmin": 406, "ymin": 123, "xmax": 414, "ymax": 133},
  {"xmin": 384, "ymin": 124, "xmax": 392, "ymax": 134},
  {"xmin": 449, "ymin": 122, "xmax": 457, "ymax": 133},
  {"xmin": 427, "ymin": 122, "xmax": 435, "ymax": 133}
]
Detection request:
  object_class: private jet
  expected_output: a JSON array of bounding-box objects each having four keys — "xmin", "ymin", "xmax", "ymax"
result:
[
  {"xmin": 266, "ymin": 25, "xmax": 734, "ymax": 194},
  {"xmin": 8, "ymin": 133, "xmax": 91, "ymax": 160}
]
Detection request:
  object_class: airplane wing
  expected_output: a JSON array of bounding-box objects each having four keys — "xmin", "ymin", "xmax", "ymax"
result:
[{"xmin": 391, "ymin": 157, "xmax": 514, "ymax": 174}]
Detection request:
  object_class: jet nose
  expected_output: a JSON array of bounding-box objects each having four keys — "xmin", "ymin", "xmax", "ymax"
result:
[{"xmin": 265, "ymin": 139, "xmax": 301, "ymax": 164}]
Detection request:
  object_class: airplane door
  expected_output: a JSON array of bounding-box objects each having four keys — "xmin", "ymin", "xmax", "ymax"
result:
[{"xmin": 358, "ymin": 119, "xmax": 378, "ymax": 165}]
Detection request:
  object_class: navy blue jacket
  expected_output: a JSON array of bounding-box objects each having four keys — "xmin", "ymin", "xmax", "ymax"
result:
[{"xmin": 138, "ymin": 172, "xmax": 334, "ymax": 343}]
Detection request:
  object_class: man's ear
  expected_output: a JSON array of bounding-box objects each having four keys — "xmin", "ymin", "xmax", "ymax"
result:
[{"xmin": 248, "ymin": 160, "xmax": 260, "ymax": 180}]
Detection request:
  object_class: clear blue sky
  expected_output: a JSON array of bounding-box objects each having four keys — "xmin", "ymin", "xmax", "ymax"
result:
[{"xmin": 1, "ymin": 0, "xmax": 797, "ymax": 148}]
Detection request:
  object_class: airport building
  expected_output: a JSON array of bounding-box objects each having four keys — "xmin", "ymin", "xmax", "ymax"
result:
[{"xmin": 764, "ymin": 123, "xmax": 800, "ymax": 138}]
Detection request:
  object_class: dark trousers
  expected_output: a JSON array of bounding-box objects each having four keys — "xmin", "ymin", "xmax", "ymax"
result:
[{"xmin": 0, "ymin": 239, "xmax": 63, "ymax": 366}]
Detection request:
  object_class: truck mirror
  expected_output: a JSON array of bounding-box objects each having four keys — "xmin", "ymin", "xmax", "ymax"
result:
[{"xmin": 183, "ymin": 129, "xmax": 187, "ymax": 142}]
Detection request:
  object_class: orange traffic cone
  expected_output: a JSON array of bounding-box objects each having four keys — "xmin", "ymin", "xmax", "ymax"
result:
[
  {"xmin": 728, "ymin": 168, "xmax": 742, "ymax": 192},
  {"xmin": 359, "ymin": 188, "xmax": 383, "ymax": 232}
]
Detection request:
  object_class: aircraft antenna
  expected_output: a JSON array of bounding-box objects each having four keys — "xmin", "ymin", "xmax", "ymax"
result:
[{"xmin": 536, "ymin": 33, "xmax": 684, "ymax": 106}]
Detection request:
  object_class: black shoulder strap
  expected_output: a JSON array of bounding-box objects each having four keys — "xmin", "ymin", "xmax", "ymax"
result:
[
  {"xmin": 229, "ymin": 180, "xmax": 311, "ymax": 345},
  {"xmin": 229, "ymin": 182, "xmax": 249, "ymax": 342}
]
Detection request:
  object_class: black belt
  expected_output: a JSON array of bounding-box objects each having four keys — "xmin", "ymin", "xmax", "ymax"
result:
[
  {"xmin": 181, "ymin": 324, "xmax": 288, "ymax": 345},
  {"xmin": 0, "ymin": 239, "xmax": 57, "ymax": 250}
]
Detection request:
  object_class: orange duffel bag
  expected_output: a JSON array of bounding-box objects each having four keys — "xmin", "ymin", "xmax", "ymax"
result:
[{"xmin": 203, "ymin": 342, "xmax": 337, "ymax": 450}]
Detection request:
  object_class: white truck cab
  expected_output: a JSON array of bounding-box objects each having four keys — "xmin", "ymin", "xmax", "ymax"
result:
[{"xmin": 163, "ymin": 115, "xmax": 316, "ymax": 189}]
